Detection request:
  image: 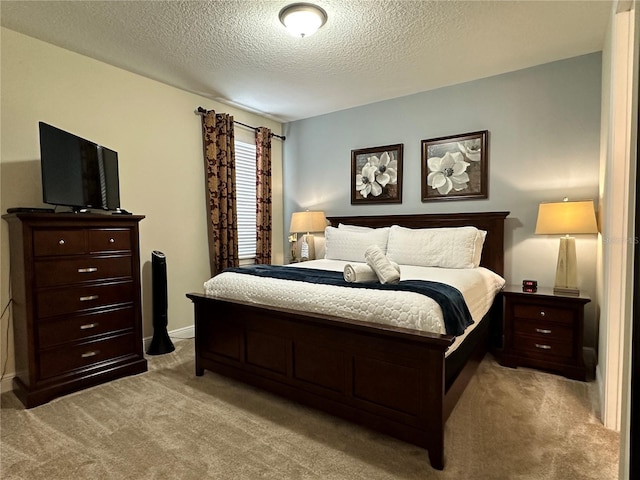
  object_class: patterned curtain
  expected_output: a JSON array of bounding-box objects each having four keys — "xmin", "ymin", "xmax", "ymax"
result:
[
  {"xmin": 201, "ymin": 110, "xmax": 239, "ymax": 276},
  {"xmin": 255, "ymin": 127, "xmax": 272, "ymax": 264}
]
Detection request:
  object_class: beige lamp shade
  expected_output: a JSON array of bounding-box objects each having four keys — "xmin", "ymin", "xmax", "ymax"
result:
[
  {"xmin": 535, "ymin": 199, "xmax": 597, "ymax": 296},
  {"xmin": 289, "ymin": 210, "xmax": 327, "ymax": 261},
  {"xmin": 289, "ymin": 211, "xmax": 327, "ymax": 234},
  {"xmin": 535, "ymin": 200, "xmax": 598, "ymax": 235}
]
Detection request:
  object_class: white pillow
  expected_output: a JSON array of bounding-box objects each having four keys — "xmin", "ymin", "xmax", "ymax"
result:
[
  {"xmin": 473, "ymin": 230, "xmax": 487, "ymax": 268},
  {"xmin": 386, "ymin": 225, "xmax": 486, "ymax": 269},
  {"xmin": 324, "ymin": 226, "xmax": 390, "ymax": 262}
]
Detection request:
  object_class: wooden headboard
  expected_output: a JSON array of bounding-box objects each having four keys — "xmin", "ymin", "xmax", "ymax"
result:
[{"xmin": 327, "ymin": 211, "xmax": 509, "ymax": 276}]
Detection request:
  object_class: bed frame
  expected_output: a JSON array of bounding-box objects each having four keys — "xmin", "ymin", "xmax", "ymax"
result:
[{"xmin": 187, "ymin": 211, "xmax": 509, "ymax": 469}]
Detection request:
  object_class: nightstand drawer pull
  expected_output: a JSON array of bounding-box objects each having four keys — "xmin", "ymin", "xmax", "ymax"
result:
[
  {"xmin": 535, "ymin": 343, "xmax": 552, "ymax": 350},
  {"xmin": 79, "ymin": 295, "xmax": 99, "ymax": 302},
  {"xmin": 77, "ymin": 267, "xmax": 98, "ymax": 273},
  {"xmin": 58, "ymin": 239, "xmax": 65, "ymax": 245},
  {"xmin": 535, "ymin": 328, "xmax": 552, "ymax": 334},
  {"xmin": 81, "ymin": 350, "xmax": 99, "ymax": 358},
  {"xmin": 80, "ymin": 323, "xmax": 98, "ymax": 330},
  {"xmin": 539, "ymin": 311, "xmax": 546, "ymax": 317}
]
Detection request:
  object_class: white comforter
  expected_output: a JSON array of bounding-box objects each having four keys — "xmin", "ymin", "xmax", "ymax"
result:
[{"xmin": 203, "ymin": 259, "xmax": 505, "ymax": 343}]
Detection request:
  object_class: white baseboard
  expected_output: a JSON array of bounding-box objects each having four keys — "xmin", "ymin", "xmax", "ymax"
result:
[
  {"xmin": 143, "ymin": 324, "xmax": 195, "ymax": 350},
  {"xmin": 1, "ymin": 374, "xmax": 15, "ymax": 394}
]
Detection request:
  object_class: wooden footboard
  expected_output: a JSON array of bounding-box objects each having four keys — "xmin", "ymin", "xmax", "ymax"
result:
[{"xmin": 188, "ymin": 293, "xmax": 457, "ymax": 469}]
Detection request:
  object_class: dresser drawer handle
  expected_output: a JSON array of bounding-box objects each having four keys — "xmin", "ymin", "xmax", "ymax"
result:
[
  {"xmin": 535, "ymin": 328, "xmax": 552, "ymax": 334},
  {"xmin": 79, "ymin": 295, "xmax": 99, "ymax": 302},
  {"xmin": 58, "ymin": 239, "xmax": 65, "ymax": 245},
  {"xmin": 80, "ymin": 323, "xmax": 98, "ymax": 330},
  {"xmin": 535, "ymin": 343, "xmax": 552, "ymax": 350},
  {"xmin": 77, "ymin": 267, "xmax": 98, "ymax": 273},
  {"xmin": 81, "ymin": 350, "xmax": 99, "ymax": 358},
  {"xmin": 539, "ymin": 311, "xmax": 546, "ymax": 317},
  {"xmin": 109, "ymin": 238, "xmax": 115, "ymax": 244}
]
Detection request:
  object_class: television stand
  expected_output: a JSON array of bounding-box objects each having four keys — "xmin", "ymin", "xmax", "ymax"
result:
[{"xmin": 2, "ymin": 211, "xmax": 148, "ymax": 407}]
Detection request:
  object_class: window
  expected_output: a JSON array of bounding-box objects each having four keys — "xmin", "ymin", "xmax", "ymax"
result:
[{"xmin": 235, "ymin": 140, "xmax": 257, "ymax": 260}]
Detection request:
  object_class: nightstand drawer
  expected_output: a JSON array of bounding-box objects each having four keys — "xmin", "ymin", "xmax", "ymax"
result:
[
  {"xmin": 512, "ymin": 304, "xmax": 574, "ymax": 325},
  {"xmin": 512, "ymin": 318, "xmax": 573, "ymax": 342},
  {"xmin": 513, "ymin": 335, "xmax": 573, "ymax": 359}
]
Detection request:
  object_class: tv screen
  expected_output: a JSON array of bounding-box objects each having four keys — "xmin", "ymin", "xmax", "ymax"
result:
[{"xmin": 39, "ymin": 122, "xmax": 120, "ymax": 212}]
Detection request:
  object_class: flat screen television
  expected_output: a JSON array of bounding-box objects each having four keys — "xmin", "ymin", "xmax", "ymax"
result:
[{"xmin": 39, "ymin": 122, "xmax": 121, "ymax": 212}]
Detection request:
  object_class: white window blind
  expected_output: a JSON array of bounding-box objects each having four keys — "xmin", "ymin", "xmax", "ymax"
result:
[{"xmin": 235, "ymin": 140, "xmax": 257, "ymax": 260}]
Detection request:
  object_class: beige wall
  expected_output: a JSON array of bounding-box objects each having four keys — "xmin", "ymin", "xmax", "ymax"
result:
[{"xmin": 0, "ymin": 28, "xmax": 284, "ymax": 389}]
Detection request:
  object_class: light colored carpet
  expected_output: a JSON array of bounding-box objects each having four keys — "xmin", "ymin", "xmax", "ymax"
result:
[{"xmin": 0, "ymin": 339, "xmax": 619, "ymax": 479}]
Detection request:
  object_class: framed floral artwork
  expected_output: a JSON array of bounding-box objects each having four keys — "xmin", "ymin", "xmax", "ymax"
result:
[
  {"xmin": 351, "ymin": 144, "xmax": 403, "ymax": 204},
  {"xmin": 421, "ymin": 130, "xmax": 488, "ymax": 202}
]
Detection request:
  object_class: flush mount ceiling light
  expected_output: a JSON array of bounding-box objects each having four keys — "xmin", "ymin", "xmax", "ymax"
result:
[{"xmin": 279, "ymin": 3, "xmax": 327, "ymax": 38}]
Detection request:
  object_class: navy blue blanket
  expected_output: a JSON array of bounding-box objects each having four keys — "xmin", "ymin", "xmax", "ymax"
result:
[{"xmin": 223, "ymin": 265, "xmax": 473, "ymax": 336}]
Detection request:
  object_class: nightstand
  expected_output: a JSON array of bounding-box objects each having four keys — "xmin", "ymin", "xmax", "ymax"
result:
[{"xmin": 500, "ymin": 285, "xmax": 590, "ymax": 381}]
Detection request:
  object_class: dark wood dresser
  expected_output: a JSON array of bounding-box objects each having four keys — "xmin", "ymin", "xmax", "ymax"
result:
[
  {"xmin": 500, "ymin": 285, "xmax": 590, "ymax": 381},
  {"xmin": 2, "ymin": 212, "xmax": 148, "ymax": 407}
]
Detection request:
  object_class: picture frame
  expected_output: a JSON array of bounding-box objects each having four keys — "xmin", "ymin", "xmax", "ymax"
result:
[
  {"xmin": 421, "ymin": 130, "xmax": 488, "ymax": 202},
  {"xmin": 351, "ymin": 144, "xmax": 403, "ymax": 204}
]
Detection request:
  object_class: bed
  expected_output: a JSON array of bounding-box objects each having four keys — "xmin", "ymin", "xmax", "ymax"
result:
[{"xmin": 187, "ymin": 211, "xmax": 509, "ymax": 469}]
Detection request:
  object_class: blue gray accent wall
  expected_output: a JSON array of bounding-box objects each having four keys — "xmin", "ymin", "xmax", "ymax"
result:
[{"xmin": 283, "ymin": 52, "xmax": 602, "ymax": 348}]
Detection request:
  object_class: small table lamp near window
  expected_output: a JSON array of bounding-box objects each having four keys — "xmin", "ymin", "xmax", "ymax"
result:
[
  {"xmin": 290, "ymin": 210, "xmax": 327, "ymax": 261},
  {"xmin": 535, "ymin": 199, "xmax": 598, "ymax": 296}
]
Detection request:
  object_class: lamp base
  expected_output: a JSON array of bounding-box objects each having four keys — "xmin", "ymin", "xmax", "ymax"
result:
[
  {"xmin": 553, "ymin": 286, "xmax": 580, "ymax": 297},
  {"xmin": 554, "ymin": 236, "xmax": 579, "ymax": 296},
  {"xmin": 297, "ymin": 233, "xmax": 316, "ymax": 261}
]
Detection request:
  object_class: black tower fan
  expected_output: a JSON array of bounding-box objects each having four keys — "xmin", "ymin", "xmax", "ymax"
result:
[{"xmin": 147, "ymin": 250, "xmax": 175, "ymax": 355}]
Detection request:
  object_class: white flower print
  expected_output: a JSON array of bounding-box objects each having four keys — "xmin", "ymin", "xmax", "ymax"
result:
[
  {"xmin": 355, "ymin": 162, "xmax": 382, "ymax": 198},
  {"xmin": 426, "ymin": 151, "xmax": 470, "ymax": 195},
  {"xmin": 457, "ymin": 139, "xmax": 482, "ymax": 162}
]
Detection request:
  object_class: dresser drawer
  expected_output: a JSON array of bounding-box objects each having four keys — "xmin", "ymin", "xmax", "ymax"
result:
[
  {"xmin": 512, "ymin": 303, "xmax": 574, "ymax": 325},
  {"xmin": 35, "ymin": 255, "xmax": 133, "ymax": 287},
  {"xmin": 36, "ymin": 281, "xmax": 134, "ymax": 318},
  {"xmin": 512, "ymin": 318, "xmax": 574, "ymax": 343},
  {"xmin": 513, "ymin": 334, "xmax": 573, "ymax": 359},
  {"xmin": 33, "ymin": 229, "xmax": 86, "ymax": 256},
  {"xmin": 37, "ymin": 306, "xmax": 135, "ymax": 348},
  {"xmin": 38, "ymin": 332, "xmax": 137, "ymax": 380},
  {"xmin": 89, "ymin": 229, "xmax": 131, "ymax": 253}
]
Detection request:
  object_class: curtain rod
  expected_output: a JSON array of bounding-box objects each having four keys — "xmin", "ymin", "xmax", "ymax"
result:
[{"xmin": 196, "ymin": 107, "xmax": 285, "ymax": 141}]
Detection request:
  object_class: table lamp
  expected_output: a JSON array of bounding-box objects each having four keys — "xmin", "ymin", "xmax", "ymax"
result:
[
  {"xmin": 289, "ymin": 210, "xmax": 327, "ymax": 261},
  {"xmin": 535, "ymin": 198, "xmax": 598, "ymax": 296}
]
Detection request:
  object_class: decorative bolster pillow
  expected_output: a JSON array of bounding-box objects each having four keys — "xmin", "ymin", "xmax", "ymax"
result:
[
  {"xmin": 364, "ymin": 245, "xmax": 401, "ymax": 284},
  {"xmin": 343, "ymin": 263, "xmax": 378, "ymax": 283}
]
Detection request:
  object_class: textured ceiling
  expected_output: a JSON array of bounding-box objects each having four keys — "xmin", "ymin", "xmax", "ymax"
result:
[{"xmin": 1, "ymin": 1, "xmax": 612, "ymax": 122}]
